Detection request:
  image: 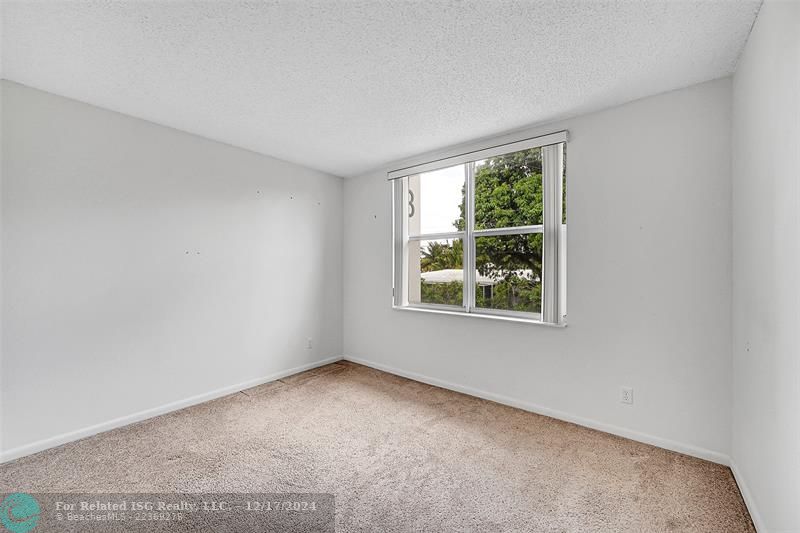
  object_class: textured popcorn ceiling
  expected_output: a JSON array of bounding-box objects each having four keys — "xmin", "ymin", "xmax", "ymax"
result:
[{"xmin": 1, "ymin": 1, "xmax": 760, "ymax": 177}]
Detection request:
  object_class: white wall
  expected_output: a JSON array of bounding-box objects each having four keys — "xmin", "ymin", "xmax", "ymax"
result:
[
  {"xmin": 0, "ymin": 81, "xmax": 343, "ymax": 456},
  {"xmin": 0, "ymin": 76, "xmax": 4, "ymax": 455},
  {"xmin": 731, "ymin": 1, "xmax": 800, "ymax": 531},
  {"xmin": 344, "ymin": 78, "xmax": 733, "ymax": 461}
]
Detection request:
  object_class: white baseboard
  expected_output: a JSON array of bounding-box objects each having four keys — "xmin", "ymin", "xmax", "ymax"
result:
[
  {"xmin": 730, "ymin": 461, "xmax": 766, "ymax": 533},
  {"xmin": 0, "ymin": 355, "xmax": 343, "ymax": 464},
  {"xmin": 343, "ymin": 355, "xmax": 730, "ymax": 466}
]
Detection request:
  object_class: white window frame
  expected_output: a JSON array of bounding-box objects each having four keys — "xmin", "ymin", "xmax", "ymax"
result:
[{"xmin": 390, "ymin": 130, "xmax": 567, "ymax": 325}]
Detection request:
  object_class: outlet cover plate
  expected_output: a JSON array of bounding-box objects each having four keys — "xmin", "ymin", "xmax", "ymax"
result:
[{"xmin": 620, "ymin": 386, "xmax": 633, "ymax": 405}]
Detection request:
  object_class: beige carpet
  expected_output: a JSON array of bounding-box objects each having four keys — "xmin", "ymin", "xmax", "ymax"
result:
[{"xmin": 0, "ymin": 361, "xmax": 753, "ymax": 532}]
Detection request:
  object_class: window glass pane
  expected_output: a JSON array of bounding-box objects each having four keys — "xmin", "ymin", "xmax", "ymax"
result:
[
  {"xmin": 474, "ymin": 234, "xmax": 542, "ymax": 313},
  {"xmin": 474, "ymin": 147, "xmax": 543, "ymax": 230},
  {"xmin": 407, "ymin": 238, "xmax": 464, "ymax": 307},
  {"xmin": 406, "ymin": 165, "xmax": 465, "ymax": 235}
]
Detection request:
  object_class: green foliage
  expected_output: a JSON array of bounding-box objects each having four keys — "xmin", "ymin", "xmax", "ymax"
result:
[
  {"xmin": 420, "ymin": 281, "xmax": 463, "ymax": 307},
  {"xmin": 475, "ymin": 149, "xmax": 543, "ymax": 230},
  {"xmin": 420, "ymin": 239, "xmax": 463, "ymax": 272},
  {"xmin": 419, "ymin": 278, "xmax": 541, "ymax": 312},
  {"xmin": 475, "ymin": 233, "xmax": 542, "ymax": 313},
  {"xmin": 471, "ymin": 149, "xmax": 543, "ymax": 277},
  {"xmin": 475, "ymin": 278, "xmax": 541, "ymax": 313}
]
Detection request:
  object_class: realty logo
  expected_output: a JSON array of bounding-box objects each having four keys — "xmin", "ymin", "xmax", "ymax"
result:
[{"xmin": 0, "ymin": 493, "xmax": 40, "ymax": 533}]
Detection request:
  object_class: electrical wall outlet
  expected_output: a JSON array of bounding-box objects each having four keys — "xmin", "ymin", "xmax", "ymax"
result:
[
  {"xmin": 306, "ymin": 337, "xmax": 313, "ymax": 350},
  {"xmin": 620, "ymin": 386, "xmax": 634, "ymax": 405}
]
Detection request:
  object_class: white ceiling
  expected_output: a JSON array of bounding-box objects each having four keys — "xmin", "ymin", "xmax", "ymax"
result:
[{"xmin": 1, "ymin": 1, "xmax": 760, "ymax": 177}]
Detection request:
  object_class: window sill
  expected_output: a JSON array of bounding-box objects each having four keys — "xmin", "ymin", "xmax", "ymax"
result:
[{"xmin": 392, "ymin": 305, "xmax": 567, "ymax": 327}]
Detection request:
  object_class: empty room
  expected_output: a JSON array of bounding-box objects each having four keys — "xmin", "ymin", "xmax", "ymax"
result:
[{"xmin": 0, "ymin": 0, "xmax": 798, "ymax": 531}]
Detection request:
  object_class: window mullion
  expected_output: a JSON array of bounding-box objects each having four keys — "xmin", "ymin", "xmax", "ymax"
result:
[
  {"xmin": 464, "ymin": 162, "xmax": 476, "ymax": 312},
  {"xmin": 473, "ymin": 225, "xmax": 543, "ymax": 237},
  {"xmin": 408, "ymin": 231, "xmax": 464, "ymax": 241}
]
